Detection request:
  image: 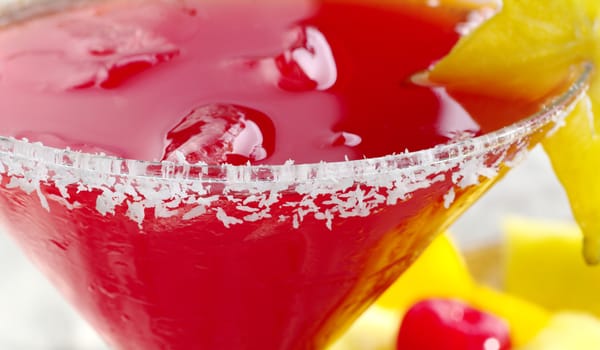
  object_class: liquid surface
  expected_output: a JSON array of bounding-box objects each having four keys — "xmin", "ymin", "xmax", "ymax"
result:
[{"xmin": 0, "ymin": 0, "xmax": 541, "ymax": 165}]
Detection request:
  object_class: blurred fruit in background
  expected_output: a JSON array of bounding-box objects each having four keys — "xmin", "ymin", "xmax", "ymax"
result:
[
  {"xmin": 396, "ymin": 298, "xmax": 511, "ymax": 350},
  {"xmin": 505, "ymin": 217, "xmax": 600, "ymax": 315},
  {"xmin": 329, "ymin": 218, "xmax": 600, "ymax": 350},
  {"xmin": 375, "ymin": 234, "xmax": 474, "ymax": 311}
]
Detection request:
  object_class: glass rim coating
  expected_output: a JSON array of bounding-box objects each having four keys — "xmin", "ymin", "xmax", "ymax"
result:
[{"xmin": 0, "ymin": 0, "xmax": 592, "ymax": 184}]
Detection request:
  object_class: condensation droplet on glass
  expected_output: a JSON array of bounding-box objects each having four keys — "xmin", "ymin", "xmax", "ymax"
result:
[{"xmin": 332, "ymin": 131, "xmax": 362, "ymax": 147}]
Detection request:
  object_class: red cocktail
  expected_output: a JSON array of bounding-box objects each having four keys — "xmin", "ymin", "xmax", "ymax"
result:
[{"xmin": 0, "ymin": 0, "xmax": 588, "ymax": 349}]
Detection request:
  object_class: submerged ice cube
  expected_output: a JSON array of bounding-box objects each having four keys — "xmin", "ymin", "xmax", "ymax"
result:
[
  {"xmin": 64, "ymin": 18, "xmax": 180, "ymax": 89},
  {"xmin": 252, "ymin": 25, "xmax": 338, "ymax": 92},
  {"xmin": 0, "ymin": 16, "xmax": 179, "ymax": 90},
  {"xmin": 162, "ymin": 104, "xmax": 275, "ymax": 165}
]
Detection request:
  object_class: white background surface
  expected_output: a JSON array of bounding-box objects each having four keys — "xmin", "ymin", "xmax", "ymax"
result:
[{"xmin": 0, "ymin": 147, "xmax": 575, "ymax": 349}]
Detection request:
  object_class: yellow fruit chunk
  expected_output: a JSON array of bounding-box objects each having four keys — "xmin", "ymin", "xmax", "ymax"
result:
[
  {"xmin": 429, "ymin": 0, "xmax": 595, "ymax": 100},
  {"xmin": 542, "ymin": 97, "xmax": 600, "ymax": 264},
  {"xmin": 520, "ymin": 312, "xmax": 600, "ymax": 350},
  {"xmin": 504, "ymin": 217, "xmax": 600, "ymax": 316},
  {"xmin": 470, "ymin": 286, "xmax": 550, "ymax": 347},
  {"xmin": 376, "ymin": 233, "xmax": 474, "ymax": 311},
  {"xmin": 430, "ymin": 0, "xmax": 600, "ymax": 264},
  {"xmin": 328, "ymin": 306, "xmax": 399, "ymax": 350}
]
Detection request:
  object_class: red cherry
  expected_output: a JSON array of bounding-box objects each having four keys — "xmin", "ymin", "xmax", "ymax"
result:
[{"xmin": 397, "ymin": 299, "xmax": 512, "ymax": 350}]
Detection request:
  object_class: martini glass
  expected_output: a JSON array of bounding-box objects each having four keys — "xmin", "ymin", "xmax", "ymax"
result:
[{"xmin": 0, "ymin": 1, "xmax": 592, "ymax": 349}]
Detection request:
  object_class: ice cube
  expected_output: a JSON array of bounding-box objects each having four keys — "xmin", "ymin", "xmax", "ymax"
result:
[
  {"xmin": 0, "ymin": 17, "xmax": 179, "ymax": 90},
  {"xmin": 253, "ymin": 26, "xmax": 338, "ymax": 92},
  {"xmin": 63, "ymin": 18, "xmax": 180, "ymax": 89},
  {"xmin": 162, "ymin": 104, "xmax": 275, "ymax": 165}
]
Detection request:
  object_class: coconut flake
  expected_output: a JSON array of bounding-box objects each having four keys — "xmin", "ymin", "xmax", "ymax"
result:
[{"xmin": 215, "ymin": 207, "xmax": 243, "ymax": 228}]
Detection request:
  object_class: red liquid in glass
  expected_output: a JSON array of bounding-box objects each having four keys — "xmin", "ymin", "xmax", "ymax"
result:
[
  {"xmin": 0, "ymin": 1, "xmax": 550, "ymax": 349},
  {"xmin": 0, "ymin": 0, "xmax": 540, "ymax": 165}
]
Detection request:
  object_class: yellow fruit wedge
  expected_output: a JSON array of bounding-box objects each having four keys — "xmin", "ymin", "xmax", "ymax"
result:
[
  {"xmin": 376, "ymin": 233, "xmax": 474, "ymax": 311},
  {"xmin": 430, "ymin": 0, "xmax": 600, "ymax": 264},
  {"xmin": 520, "ymin": 312, "xmax": 600, "ymax": 350},
  {"xmin": 429, "ymin": 0, "xmax": 595, "ymax": 100},
  {"xmin": 470, "ymin": 286, "xmax": 551, "ymax": 347},
  {"xmin": 504, "ymin": 217, "xmax": 600, "ymax": 316},
  {"xmin": 542, "ymin": 97, "xmax": 600, "ymax": 264}
]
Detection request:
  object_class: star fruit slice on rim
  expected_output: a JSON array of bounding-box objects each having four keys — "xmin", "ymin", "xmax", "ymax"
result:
[{"xmin": 429, "ymin": 0, "xmax": 600, "ymax": 264}]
